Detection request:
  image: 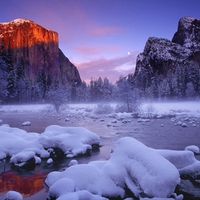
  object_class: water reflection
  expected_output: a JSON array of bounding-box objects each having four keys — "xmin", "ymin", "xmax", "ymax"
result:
[
  {"xmin": 0, "ymin": 169, "xmax": 46, "ymax": 197},
  {"xmin": 0, "ymin": 148, "xmax": 103, "ymax": 200}
]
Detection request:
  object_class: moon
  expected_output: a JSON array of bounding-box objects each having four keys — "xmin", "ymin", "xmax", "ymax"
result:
[{"xmin": 127, "ymin": 52, "xmax": 130, "ymax": 55}]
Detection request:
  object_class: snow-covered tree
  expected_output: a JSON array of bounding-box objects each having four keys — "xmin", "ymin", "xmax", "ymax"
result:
[
  {"xmin": 116, "ymin": 76, "xmax": 141, "ymax": 113},
  {"xmin": 186, "ymin": 82, "xmax": 196, "ymax": 98},
  {"xmin": 47, "ymin": 87, "xmax": 69, "ymax": 113},
  {"xmin": 76, "ymin": 81, "xmax": 90, "ymax": 102},
  {"xmin": 35, "ymin": 69, "xmax": 47, "ymax": 100},
  {"xmin": 0, "ymin": 57, "xmax": 8, "ymax": 103}
]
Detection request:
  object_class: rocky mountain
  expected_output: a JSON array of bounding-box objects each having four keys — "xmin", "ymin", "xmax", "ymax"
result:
[
  {"xmin": 0, "ymin": 19, "xmax": 81, "ymax": 102},
  {"xmin": 132, "ymin": 16, "xmax": 200, "ymax": 99}
]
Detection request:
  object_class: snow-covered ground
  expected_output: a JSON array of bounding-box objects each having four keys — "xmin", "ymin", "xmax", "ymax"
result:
[{"xmin": 0, "ymin": 101, "xmax": 200, "ymax": 200}]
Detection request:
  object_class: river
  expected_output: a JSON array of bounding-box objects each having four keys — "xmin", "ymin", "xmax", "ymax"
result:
[{"xmin": 0, "ymin": 109, "xmax": 200, "ymax": 200}]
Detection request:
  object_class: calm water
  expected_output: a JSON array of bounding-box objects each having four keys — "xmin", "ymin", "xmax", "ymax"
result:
[{"xmin": 0, "ymin": 113, "xmax": 200, "ymax": 200}]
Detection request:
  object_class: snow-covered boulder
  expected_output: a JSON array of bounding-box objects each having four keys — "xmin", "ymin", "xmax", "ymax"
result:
[
  {"xmin": 65, "ymin": 118, "xmax": 70, "ymax": 122},
  {"xmin": 40, "ymin": 125, "xmax": 100, "ymax": 157},
  {"xmin": 68, "ymin": 159, "xmax": 78, "ymax": 167},
  {"xmin": 181, "ymin": 123, "xmax": 187, "ymax": 127},
  {"xmin": 22, "ymin": 121, "xmax": 31, "ymax": 126},
  {"xmin": 46, "ymin": 163, "xmax": 125, "ymax": 199},
  {"xmin": 0, "ymin": 125, "xmax": 41, "ymax": 160},
  {"xmin": 185, "ymin": 145, "xmax": 199, "ymax": 154},
  {"xmin": 47, "ymin": 158, "xmax": 53, "ymax": 164},
  {"xmin": 45, "ymin": 137, "xmax": 180, "ymax": 199},
  {"xmin": 5, "ymin": 191, "xmax": 23, "ymax": 200},
  {"xmin": 107, "ymin": 137, "xmax": 180, "ymax": 198},
  {"xmin": 157, "ymin": 149, "xmax": 200, "ymax": 178},
  {"xmin": 0, "ymin": 124, "xmax": 100, "ymax": 164},
  {"xmin": 10, "ymin": 150, "xmax": 37, "ymax": 169}
]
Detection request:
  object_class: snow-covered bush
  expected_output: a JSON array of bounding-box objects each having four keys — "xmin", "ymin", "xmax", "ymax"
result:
[{"xmin": 93, "ymin": 103, "xmax": 114, "ymax": 114}]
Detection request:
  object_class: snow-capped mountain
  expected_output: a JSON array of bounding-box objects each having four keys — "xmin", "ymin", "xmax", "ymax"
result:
[{"xmin": 132, "ymin": 16, "xmax": 200, "ymax": 99}]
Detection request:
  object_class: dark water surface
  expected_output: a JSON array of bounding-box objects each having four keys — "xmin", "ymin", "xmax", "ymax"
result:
[{"xmin": 0, "ymin": 112, "xmax": 200, "ymax": 200}]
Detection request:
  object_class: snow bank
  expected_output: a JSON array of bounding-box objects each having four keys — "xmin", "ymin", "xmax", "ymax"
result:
[
  {"xmin": 45, "ymin": 137, "xmax": 181, "ymax": 199},
  {"xmin": 0, "ymin": 124, "xmax": 100, "ymax": 164},
  {"xmin": 141, "ymin": 101, "xmax": 200, "ymax": 118}
]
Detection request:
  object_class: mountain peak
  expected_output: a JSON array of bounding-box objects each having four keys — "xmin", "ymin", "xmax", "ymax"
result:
[
  {"xmin": 172, "ymin": 16, "xmax": 200, "ymax": 47},
  {"xmin": 1, "ymin": 18, "xmax": 33, "ymax": 26},
  {"xmin": 11, "ymin": 18, "xmax": 33, "ymax": 24}
]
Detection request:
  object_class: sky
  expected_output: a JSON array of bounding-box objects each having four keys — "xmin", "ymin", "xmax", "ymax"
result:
[{"xmin": 1, "ymin": 0, "xmax": 200, "ymax": 83}]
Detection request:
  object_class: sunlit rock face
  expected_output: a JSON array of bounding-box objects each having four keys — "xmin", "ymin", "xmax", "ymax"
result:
[
  {"xmin": 0, "ymin": 18, "xmax": 81, "ymax": 86},
  {"xmin": 133, "ymin": 16, "xmax": 200, "ymax": 94}
]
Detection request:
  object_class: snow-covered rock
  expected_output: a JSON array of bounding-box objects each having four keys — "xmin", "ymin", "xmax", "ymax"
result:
[
  {"xmin": 0, "ymin": 124, "xmax": 100, "ymax": 161},
  {"xmin": 68, "ymin": 159, "xmax": 78, "ymax": 167},
  {"xmin": 181, "ymin": 123, "xmax": 187, "ymax": 127},
  {"xmin": 157, "ymin": 149, "xmax": 200, "ymax": 178},
  {"xmin": 65, "ymin": 118, "xmax": 70, "ymax": 122},
  {"xmin": 122, "ymin": 118, "xmax": 131, "ymax": 123},
  {"xmin": 171, "ymin": 118, "xmax": 176, "ymax": 122},
  {"xmin": 47, "ymin": 158, "xmax": 53, "ymax": 164},
  {"xmin": 45, "ymin": 137, "xmax": 180, "ymax": 199},
  {"xmin": 185, "ymin": 145, "xmax": 199, "ymax": 154},
  {"xmin": 10, "ymin": 150, "xmax": 37, "ymax": 168},
  {"xmin": 22, "ymin": 121, "xmax": 31, "ymax": 126},
  {"xmin": 5, "ymin": 191, "xmax": 23, "ymax": 200}
]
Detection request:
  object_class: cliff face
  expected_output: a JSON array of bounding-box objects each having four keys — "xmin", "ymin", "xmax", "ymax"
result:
[
  {"xmin": 172, "ymin": 16, "xmax": 200, "ymax": 48},
  {"xmin": 132, "ymin": 16, "xmax": 200, "ymax": 98},
  {"xmin": 0, "ymin": 18, "xmax": 81, "ymax": 86}
]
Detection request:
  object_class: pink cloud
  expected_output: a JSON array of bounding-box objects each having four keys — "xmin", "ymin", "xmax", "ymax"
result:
[
  {"xmin": 74, "ymin": 45, "xmax": 120, "ymax": 55},
  {"xmin": 90, "ymin": 26, "xmax": 122, "ymax": 37},
  {"xmin": 75, "ymin": 51, "xmax": 139, "ymax": 83}
]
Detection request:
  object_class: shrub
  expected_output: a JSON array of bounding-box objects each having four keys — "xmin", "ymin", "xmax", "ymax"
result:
[{"xmin": 93, "ymin": 103, "xmax": 114, "ymax": 114}]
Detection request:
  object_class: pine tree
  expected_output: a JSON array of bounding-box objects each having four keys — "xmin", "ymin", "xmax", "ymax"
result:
[
  {"xmin": 36, "ymin": 69, "xmax": 47, "ymax": 100},
  {"xmin": 5, "ymin": 46, "xmax": 16, "ymax": 102}
]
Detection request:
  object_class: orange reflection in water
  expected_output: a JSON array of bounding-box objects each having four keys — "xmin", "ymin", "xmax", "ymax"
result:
[{"xmin": 0, "ymin": 169, "xmax": 47, "ymax": 197}]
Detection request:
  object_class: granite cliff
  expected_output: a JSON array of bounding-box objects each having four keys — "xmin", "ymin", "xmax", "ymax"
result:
[
  {"xmin": 132, "ymin": 16, "xmax": 200, "ymax": 99},
  {"xmin": 0, "ymin": 18, "xmax": 81, "ymax": 88}
]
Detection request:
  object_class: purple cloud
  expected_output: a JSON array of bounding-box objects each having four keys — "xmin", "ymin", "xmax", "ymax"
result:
[{"xmin": 75, "ymin": 51, "xmax": 139, "ymax": 83}]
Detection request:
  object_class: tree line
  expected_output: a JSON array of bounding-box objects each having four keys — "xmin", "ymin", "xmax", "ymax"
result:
[
  {"xmin": 1, "ymin": 38, "xmax": 200, "ymax": 108},
  {"xmin": 130, "ymin": 61, "xmax": 200, "ymax": 100}
]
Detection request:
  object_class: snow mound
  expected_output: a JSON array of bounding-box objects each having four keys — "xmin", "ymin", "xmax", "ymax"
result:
[
  {"xmin": 0, "ymin": 124, "xmax": 100, "ymax": 163},
  {"xmin": 5, "ymin": 191, "xmax": 23, "ymax": 200},
  {"xmin": 45, "ymin": 137, "xmax": 180, "ymax": 199},
  {"xmin": 108, "ymin": 137, "xmax": 180, "ymax": 198},
  {"xmin": 157, "ymin": 149, "xmax": 200, "ymax": 178},
  {"xmin": 22, "ymin": 121, "xmax": 31, "ymax": 126},
  {"xmin": 185, "ymin": 145, "xmax": 199, "ymax": 154},
  {"xmin": 10, "ymin": 150, "xmax": 37, "ymax": 167}
]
